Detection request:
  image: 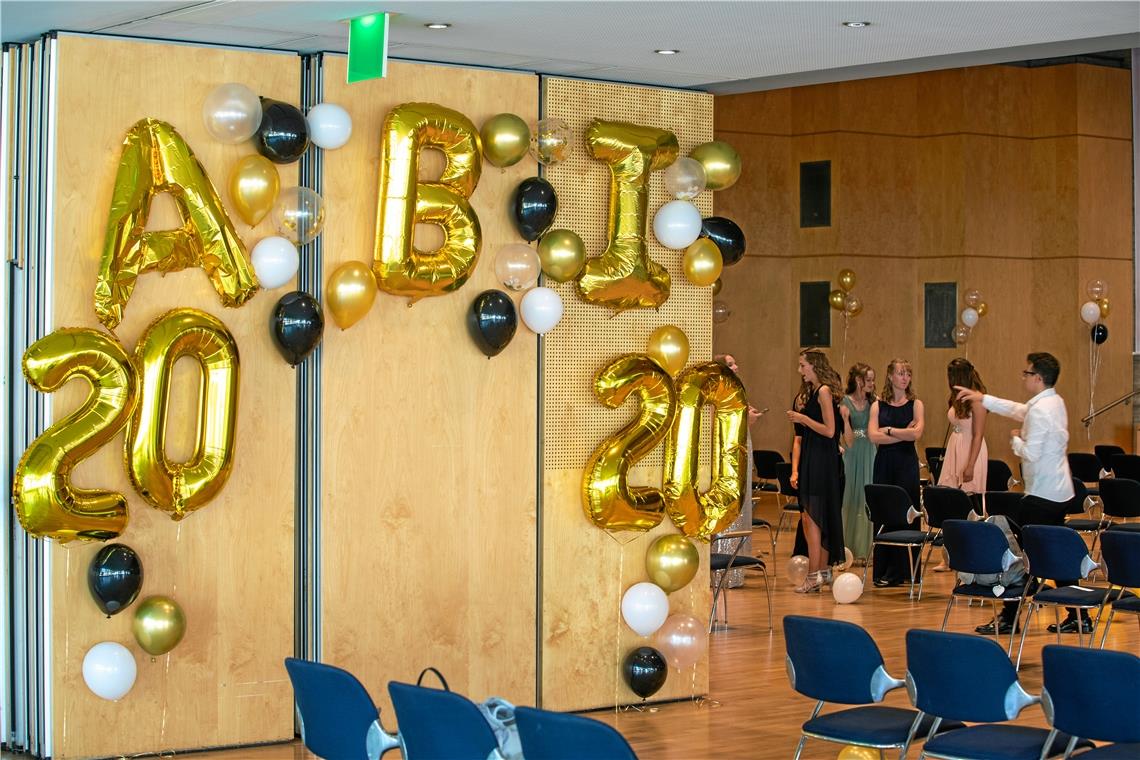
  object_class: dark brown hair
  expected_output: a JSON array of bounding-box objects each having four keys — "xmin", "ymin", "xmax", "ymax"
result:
[{"xmin": 947, "ymin": 358, "xmax": 986, "ymax": 418}]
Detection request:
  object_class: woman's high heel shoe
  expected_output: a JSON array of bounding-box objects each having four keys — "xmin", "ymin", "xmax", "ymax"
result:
[{"xmin": 795, "ymin": 571, "xmax": 823, "ymax": 594}]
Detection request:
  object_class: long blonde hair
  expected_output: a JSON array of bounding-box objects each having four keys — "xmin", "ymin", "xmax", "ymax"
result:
[
  {"xmin": 879, "ymin": 358, "xmax": 915, "ymax": 402},
  {"xmin": 796, "ymin": 348, "xmax": 843, "ymax": 409}
]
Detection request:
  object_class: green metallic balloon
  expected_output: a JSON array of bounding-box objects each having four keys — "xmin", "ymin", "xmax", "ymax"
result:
[
  {"xmin": 132, "ymin": 595, "xmax": 186, "ymax": 656},
  {"xmin": 645, "ymin": 534, "xmax": 700, "ymax": 592},
  {"xmin": 536, "ymin": 229, "xmax": 586, "ymax": 283},
  {"xmin": 480, "ymin": 113, "xmax": 530, "ymax": 168},
  {"xmin": 689, "ymin": 141, "xmax": 741, "ymax": 191}
]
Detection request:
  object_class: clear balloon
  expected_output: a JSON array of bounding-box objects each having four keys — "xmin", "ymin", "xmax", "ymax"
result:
[
  {"xmin": 654, "ymin": 613, "xmax": 707, "ymax": 669},
  {"xmin": 961, "ymin": 306, "xmax": 979, "ymax": 328},
  {"xmin": 952, "ymin": 325, "xmax": 971, "ymax": 345},
  {"xmin": 306, "ymin": 102, "xmax": 353, "ymax": 150},
  {"xmin": 250, "ymin": 236, "xmax": 299, "ymax": 290},
  {"xmin": 663, "ymin": 157, "xmax": 707, "ymax": 200},
  {"xmin": 520, "ymin": 286, "xmax": 563, "ymax": 334},
  {"xmin": 645, "ymin": 534, "xmax": 699, "ymax": 592},
  {"xmin": 964, "ymin": 289, "xmax": 983, "ymax": 308},
  {"xmin": 273, "ymin": 186, "xmax": 326, "ymax": 246},
  {"xmin": 647, "ymin": 325, "xmax": 690, "ymax": 376},
  {"xmin": 228, "ymin": 154, "xmax": 280, "ymax": 226},
  {"xmin": 202, "ymin": 83, "xmax": 262, "ymax": 144},
  {"xmin": 1080, "ymin": 300, "xmax": 1101, "ymax": 326},
  {"xmin": 481, "ymin": 113, "xmax": 530, "ymax": 168},
  {"xmin": 844, "ymin": 294, "xmax": 862, "ymax": 317},
  {"xmin": 325, "ymin": 261, "xmax": 377, "ymax": 330},
  {"xmin": 82, "ymin": 642, "xmax": 137, "ymax": 701},
  {"xmin": 653, "ymin": 200, "xmax": 702, "ymax": 249},
  {"xmin": 621, "ymin": 582, "xmax": 669, "ymax": 637},
  {"xmin": 494, "ymin": 244, "xmax": 541, "ymax": 291},
  {"xmin": 1086, "ymin": 279, "xmax": 1107, "ymax": 301},
  {"xmin": 712, "ymin": 300, "xmax": 731, "ymax": 323},
  {"xmin": 787, "ymin": 555, "xmax": 809, "ymax": 586},
  {"xmin": 683, "ymin": 238, "xmax": 723, "ymax": 287},
  {"xmin": 831, "ymin": 572, "xmax": 864, "ymax": 604},
  {"xmin": 530, "ymin": 117, "xmax": 571, "ymax": 165},
  {"xmin": 536, "ymin": 230, "xmax": 585, "ymax": 282}
]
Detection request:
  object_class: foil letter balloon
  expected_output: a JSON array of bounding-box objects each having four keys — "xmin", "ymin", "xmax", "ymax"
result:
[
  {"xmin": 126, "ymin": 309, "xmax": 239, "ymax": 520},
  {"xmin": 12, "ymin": 329, "xmax": 137, "ymax": 542},
  {"xmin": 663, "ymin": 362, "xmax": 748, "ymax": 540},
  {"xmin": 582, "ymin": 354, "xmax": 676, "ymax": 532},
  {"xmin": 577, "ymin": 120, "xmax": 678, "ymax": 311},
  {"xmin": 95, "ymin": 119, "xmax": 258, "ymax": 329},
  {"xmin": 373, "ymin": 103, "xmax": 482, "ymax": 303}
]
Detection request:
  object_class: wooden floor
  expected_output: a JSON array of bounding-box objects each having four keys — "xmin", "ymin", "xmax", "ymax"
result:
[{"xmin": 196, "ymin": 495, "xmax": 1138, "ymax": 760}]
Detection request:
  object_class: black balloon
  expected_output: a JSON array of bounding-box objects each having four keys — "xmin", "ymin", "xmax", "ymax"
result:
[
  {"xmin": 468, "ymin": 290, "xmax": 518, "ymax": 358},
  {"xmin": 1092, "ymin": 324, "xmax": 1108, "ymax": 345},
  {"xmin": 255, "ymin": 98, "xmax": 310, "ymax": 164},
  {"xmin": 700, "ymin": 217, "xmax": 746, "ymax": 266},
  {"xmin": 88, "ymin": 543, "xmax": 143, "ymax": 617},
  {"xmin": 271, "ymin": 291, "xmax": 324, "ymax": 366},
  {"xmin": 511, "ymin": 177, "xmax": 557, "ymax": 242},
  {"xmin": 622, "ymin": 646, "xmax": 667, "ymax": 699}
]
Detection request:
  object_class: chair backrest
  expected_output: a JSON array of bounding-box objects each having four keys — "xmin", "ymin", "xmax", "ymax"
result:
[
  {"xmin": 942, "ymin": 519, "xmax": 1009, "ymax": 576},
  {"xmin": 388, "ymin": 681, "xmax": 499, "ymax": 760},
  {"xmin": 1021, "ymin": 525, "xmax": 1093, "ymax": 582},
  {"xmin": 775, "ymin": 461, "xmax": 798, "ymax": 497},
  {"xmin": 1067, "ymin": 452, "xmax": 1102, "ymax": 483},
  {"xmin": 923, "ymin": 486, "xmax": 975, "ymax": 528},
  {"xmin": 515, "ymin": 706, "xmax": 638, "ymax": 760},
  {"xmin": 1094, "ymin": 444, "xmax": 1125, "ymax": 471},
  {"xmin": 982, "ymin": 491, "xmax": 1022, "ymax": 519},
  {"xmin": 864, "ymin": 484, "xmax": 912, "ymax": 527},
  {"xmin": 1100, "ymin": 529, "xmax": 1140, "ymax": 589},
  {"xmin": 1099, "ymin": 477, "xmax": 1140, "ymax": 519},
  {"xmin": 1066, "ymin": 477, "xmax": 1089, "ymax": 515},
  {"xmin": 986, "ymin": 459, "xmax": 1013, "ymax": 491},
  {"xmin": 284, "ymin": 657, "xmax": 382, "ymax": 760},
  {"xmin": 1111, "ymin": 453, "xmax": 1140, "ymax": 481},
  {"xmin": 783, "ymin": 615, "xmax": 899, "ymax": 705},
  {"xmin": 925, "ymin": 447, "xmax": 946, "ymax": 481},
  {"xmin": 1042, "ymin": 645, "xmax": 1140, "ymax": 744},
  {"xmin": 752, "ymin": 449, "xmax": 784, "ymax": 479},
  {"xmin": 905, "ymin": 629, "xmax": 1034, "ymax": 724}
]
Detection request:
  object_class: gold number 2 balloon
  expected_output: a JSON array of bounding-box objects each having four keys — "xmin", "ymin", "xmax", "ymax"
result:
[
  {"xmin": 373, "ymin": 103, "xmax": 483, "ymax": 303},
  {"xmin": 663, "ymin": 362, "xmax": 748, "ymax": 540},
  {"xmin": 577, "ymin": 120, "xmax": 678, "ymax": 311},
  {"xmin": 12, "ymin": 329, "xmax": 137, "ymax": 542},
  {"xmin": 582, "ymin": 354, "xmax": 677, "ymax": 532},
  {"xmin": 126, "ymin": 308, "xmax": 239, "ymax": 520}
]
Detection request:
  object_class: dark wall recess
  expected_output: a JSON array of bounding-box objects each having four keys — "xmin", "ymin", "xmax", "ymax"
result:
[
  {"xmin": 800, "ymin": 160, "xmax": 831, "ymax": 228},
  {"xmin": 800, "ymin": 281, "xmax": 831, "ymax": 347}
]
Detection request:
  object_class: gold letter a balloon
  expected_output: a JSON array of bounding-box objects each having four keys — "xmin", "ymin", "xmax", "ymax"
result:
[{"xmin": 326, "ymin": 261, "xmax": 377, "ymax": 330}]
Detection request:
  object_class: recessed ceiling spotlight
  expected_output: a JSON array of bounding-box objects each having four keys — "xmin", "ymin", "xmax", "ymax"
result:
[
  {"xmin": 654, "ymin": 49, "xmax": 680, "ymax": 55},
  {"xmin": 842, "ymin": 21, "xmax": 871, "ymax": 28},
  {"xmin": 425, "ymin": 23, "xmax": 451, "ymax": 29}
]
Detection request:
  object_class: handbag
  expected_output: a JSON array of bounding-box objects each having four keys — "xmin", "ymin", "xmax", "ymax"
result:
[{"xmin": 415, "ymin": 668, "xmax": 523, "ymax": 760}]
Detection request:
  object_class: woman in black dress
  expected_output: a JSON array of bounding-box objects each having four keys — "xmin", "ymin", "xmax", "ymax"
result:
[
  {"xmin": 868, "ymin": 358, "xmax": 926, "ymax": 587},
  {"xmin": 787, "ymin": 349, "xmax": 845, "ymax": 593}
]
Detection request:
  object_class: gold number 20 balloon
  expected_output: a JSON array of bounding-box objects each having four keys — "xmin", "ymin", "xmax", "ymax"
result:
[
  {"xmin": 12, "ymin": 329, "xmax": 138, "ymax": 542},
  {"xmin": 582, "ymin": 354, "xmax": 676, "ymax": 532},
  {"xmin": 577, "ymin": 120, "xmax": 678, "ymax": 312},
  {"xmin": 373, "ymin": 103, "xmax": 483, "ymax": 303},
  {"xmin": 126, "ymin": 309, "xmax": 240, "ymax": 520}
]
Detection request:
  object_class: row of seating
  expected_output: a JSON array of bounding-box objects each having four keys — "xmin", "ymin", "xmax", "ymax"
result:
[
  {"xmin": 784, "ymin": 615, "xmax": 1140, "ymax": 759},
  {"xmin": 284, "ymin": 658, "xmax": 637, "ymax": 759}
]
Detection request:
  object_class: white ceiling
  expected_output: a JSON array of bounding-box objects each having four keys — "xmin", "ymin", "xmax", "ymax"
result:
[{"xmin": 2, "ymin": 1, "xmax": 1137, "ymax": 92}]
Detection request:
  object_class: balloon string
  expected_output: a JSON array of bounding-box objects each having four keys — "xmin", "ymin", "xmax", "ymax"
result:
[
  {"xmin": 614, "ymin": 540, "xmax": 624, "ymax": 713},
  {"xmin": 841, "ymin": 313, "xmax": 848, "ymax": 369},
  {"xmin": 63, "ymin": 549, "xmax": 71, "ymax": 746}
]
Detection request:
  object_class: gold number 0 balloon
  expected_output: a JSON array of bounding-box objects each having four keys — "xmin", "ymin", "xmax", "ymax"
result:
[
  {"xmin": 12, "ymin": 329, "xmax": 137, "ymax": 542},
  {"xmin": 582, "ymin": 355, "xmax": 676, "ymax": 532},
  {"xmin": 664, "ymin": 362, "xmax": 749, "ymax": 540},
  {"xmin": 577, "ymin": 120, "xmax": 678, "ymax": 311},
  {"xmin": 126, "ymin": 308, "xmax": 239, "ymax": 520},
  {"xmin": 373, "ymin": 103, "xmax": 483, "ymax": 303}
]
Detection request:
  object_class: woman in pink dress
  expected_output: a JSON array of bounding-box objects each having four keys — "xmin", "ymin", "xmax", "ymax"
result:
[{"xmin": 933, "ymin": 358, "xmax": 988, "ymax": 570}]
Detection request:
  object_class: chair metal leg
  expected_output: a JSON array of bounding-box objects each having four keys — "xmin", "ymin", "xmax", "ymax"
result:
[
  {"xmin": 1054, "ymin": 606, "xmax": 1062, "ymax": 644},
  {"xmin": 1008, "ymin": 598, "xmax": 1026, "ymax": 658},
  {"xmin": 940, "ymin": 595, "xmax": 954, "ymax": 631},
  {"xmin": 1015, "ymin": 604, "xmax": 1036, "ymax": 670},
  {"xmin": 1098, "ymin": 609, "xmax": 1115, "ymax": 649},
  {"xmin": 708, "ymin": 569, "xmax": 727, "ymax": 632},
  {"xmin": 792, "ymin": 735, "xmax": 808, "ymax": 760},
  {"xmin": 760, "ymin": 565, "xmax": 773, "ymax": 629},
  {"xmin": 900, "ymin": 710, "xmax": 924, "ymax": 759}
]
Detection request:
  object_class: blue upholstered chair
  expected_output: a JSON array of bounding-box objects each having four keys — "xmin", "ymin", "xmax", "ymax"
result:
[
  {"xmin": 783, "ymin": 615, "xmax": 959, "ymax": 760},
  {"xmin": 864, "ymin": 484, "xmax": 930, "ymax": 599},
  {"xmin": 283, "ymin": 657, "xmax": 401, "ymax": 760},
  {"xmin": 1093, "ymin": 445, "xmax": 1124, "ymax": 473},
  {"xmin": 1042, "ymin": 645, "xmax": 1140, "ymax": 758},
  {"xmin": 514, "ymin": 705, "xmax": 638, "ymax": 759},
  {"xmin": 709, "ymin": 529, "xmax": 771, "ymax": 631},
  {"xmin": 388, "ymin": 680, "xmax": 499, "ymax": 760},
  {"xmin": 750, "ymin": 450, "xmax": 783, "ymax": 554},
  {"xmin": 904, "ymin": 629, "xmax": 1092, "ymax": 759},
  {"xmin": 921, "ymin": 486, "xmax": 977, "ymax": 571},
  {"xmin": 939, "ymin": 519, "xmax": 1027, "ymax": 655},
  {"xmin": 986, "ymin": 459, "xmax": 1015, "ymax": 491},
  {"xmin": 1109, "ymin": 454, "xmax": 1140, "ymax": 481},
  {"xmin": 1095, "ymin": 530, "xmax": 1140, "ymax": 649}
]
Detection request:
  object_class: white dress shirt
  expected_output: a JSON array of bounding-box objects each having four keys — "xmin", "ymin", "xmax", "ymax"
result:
[{"xmin": 982, "ymin": 388, "xmax": 1074, "ymax": 502}]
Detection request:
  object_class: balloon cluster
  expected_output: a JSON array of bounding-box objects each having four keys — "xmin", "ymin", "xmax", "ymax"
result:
[
  {"xmin": 952, "ymin": 289, "xmax": 989, "ymax": 346},
  {"xmin": 1080, "ymin": 279, "xmax": 1110, "ymax": 345},
  {"xmin": 828, "ymin": 268, "xmax": 862, "ymax": 317},
  {"xmin": 480, "ymin": 114, "xmax": 573, "ymax": 169}
]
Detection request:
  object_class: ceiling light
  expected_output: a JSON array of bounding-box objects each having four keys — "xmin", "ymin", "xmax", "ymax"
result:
[
  {"xmin": 654, "ymin": 49, "xmax": 680, "ymax": 55},
  {"xmin": 425, "ymin": 23, "xmax": 450, "ymax": 29},
  {"xmin": 842, "ymin": 21, "xmax": 871, "ymax": 28}
]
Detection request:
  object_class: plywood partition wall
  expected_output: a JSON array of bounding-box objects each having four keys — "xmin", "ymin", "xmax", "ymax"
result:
[
  {"xmin": 319, "ymin": 58, "xmax": 539, "ymax": 716},
  {"xmin": 48, "ymin": 36, "xmax": 298, "ymax": 757},
  {"xmin": 714, "ymin": 64, "xmax": 1134, "ymax": 463},
  {"xmin": 541, "ymin": 78, "xmax": 714, "ymax": 711}
]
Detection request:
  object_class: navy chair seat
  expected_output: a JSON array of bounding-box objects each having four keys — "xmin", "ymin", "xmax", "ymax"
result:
[
  {"xmin": 1112, "ymin": 596, "xmax": 1140, "ymax": 613},
  {"xmin": 952, "ymin": 582, "xmax": 1027, "ymax": 601},
  {"xmin": 1079, "ymin": 743, "xmax": 1140, "ymax": 758},
  {"xmin": 804, "ymin": 706, "xmax": 958, "ymax": 747},
  {"xmin": 754, "ymin": 482, "xmax": 778, "ymax": 492},
  {"xmin": 515, "ymin": 706, "xmax": 638, "ymax": 760},
  {"xmin": 922, "ymin": 724, "xmax": 1090, "ymax": 760},
  {"xmin": 752, "ymin": 517, "xmax": 772, "ymax": 527},
  {"xmin": 1065, "ymin": 517, "xmax": 1112, "ymax": 531},
  {"xmin": 1107, "ymin": 522, "xmax": 1140, "ymax": 533},
  {"xmin": 709, "ymin": 553, "xmax": 764, "ymax": 572},
  {"xmin": 875, "ymin": 529, "xmax": 930, "ymax": 544},
  {"xmin": 1031, "ymin": 586, "xmax": 1114, "ymax": 607}
]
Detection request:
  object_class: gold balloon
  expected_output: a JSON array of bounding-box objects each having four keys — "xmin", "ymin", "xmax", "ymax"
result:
[
  {"xmin": 577, "ymin": 120, "xmax": 678, "ymax": 311},
  {"xmin": 829, "ymin": 289, "xmax": 846, "ymax": 311},
  {"xmin": 536, "ymin": 229, "xmax": 586, "ymax": 283},
  {"xmin": 838, "ymin": 268, "xmax": 857, "ymax": 292},
  {"xmin": 664, "ymin": 362, "xmax": 748, "ymax": 541},
  {"xmin": 582, "ymin": 355, "xmax": 676, "ymax": 532},
  {"xmin": 682, "ymin": 238, "xmax": 723, "ymax": 287},
  {"xmin": 126, "ymin": 309, "xmax": 239, "ymax": 520},
  {"xmin": 12, "ymin": 329, "xmax": 137, "ymax": 542},
  {"xmin": 480, "ymin": 113, "xmax": 530, "ymax": 168},
  {"xmin": 326, "ymin": 261, "xmax": 377, "ymax": 329},
  {"xmin": 976, "ymin": 301, "xmax": 988, "ymax": 317},
  {"xmin": 132, "ymin": 595, "xmax": 186, "ymax": 656},
  {"xmin": 689, "ymin": 141, "xmax": 741, "ymax": 191},
  {"xmin": 95, "ymin": 118, "xmax": 258, "ymax": 330},
  {"xmin": 1098, "ymin": 297, "xmax": 1111, "ymax": 318},
  {"xmin": 837, "ymin": 745, "xmax": 880, "ymax": 760},
  {"xmin": 712, "ymin": 277, "xmax": 723, "ymax": 296},
  {"xmin": 373, "ymin": 103, "xmax": 482, "ymax": 304},
  {"xmin": 645, "ymin": 534, "xmax": 700, "ymax": 592},
  {"xmin": 228, "ymin": 154, "xmax": 280, "ymax": 226},
  {"xmin": 647, "ymin": 325, "xmax": 690, "ymax": 376}
]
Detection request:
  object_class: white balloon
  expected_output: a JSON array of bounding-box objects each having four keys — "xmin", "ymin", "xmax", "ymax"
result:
[
  {"xmin": 307, "ymin": 103, "xmax": 353, "ymax": 150},
  {"xmin": 82, "ymin": 642, "xmax": 137, "ymax": 701},
  {"xmin": 832, "ymin": 572, "xmax": 864, "ymax": 604},
  {"xmin": 251, "ymin": 236, "xmax": 299, "ymax": 289},
  {"xmin": 621, "ymin": 582, "xmax": 669, "ymax": 637},
  {"xmin": 202, "ymin": 83, "xmax": 262, "ymax": 144},
  {"xmin": 961, "ymin": 306, "xmax": 979, "ymax": 328},
  {"xmin": 519, "ymin": 287, "xmax": 563, "ymax": 334},
  {"xmin": 787, "ymin": 555, "xmax": 809, "ymax": 586},
  {"xmin": 653, "ymin": 200, "xmax": 702, "ymax": 249},
  {"xmin": 1080, "ymin": 300, "xmax": 1100, "ymax": 326}
]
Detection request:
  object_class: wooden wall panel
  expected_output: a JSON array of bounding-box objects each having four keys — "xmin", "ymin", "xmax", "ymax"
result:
[
  {"xmin": 319, "ymin": 58, "xmax": 538, "ymax": 719},
  {"xmin": 49, "ymin": 36, "xmax": 298, "ymax": 758}
]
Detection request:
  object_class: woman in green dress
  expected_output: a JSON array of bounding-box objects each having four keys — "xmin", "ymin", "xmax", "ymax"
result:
[{"xmin": 839, "ymin": 363, "xmax": 876, "ymax": 561}]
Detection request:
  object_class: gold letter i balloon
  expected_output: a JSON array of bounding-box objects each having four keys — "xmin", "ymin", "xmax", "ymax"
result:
[
  {"xmin": 373, "ymin": 103, "xmax": 482, "ymax": 303},
  {"xmin": 126, "ymin": 309, "xmax": 239, "ymax": 520}
]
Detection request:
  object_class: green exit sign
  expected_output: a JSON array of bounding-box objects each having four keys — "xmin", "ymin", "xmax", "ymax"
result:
[{"xmin": 348, "ymin": 13, "xmax": 389, "ymax": 83}]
